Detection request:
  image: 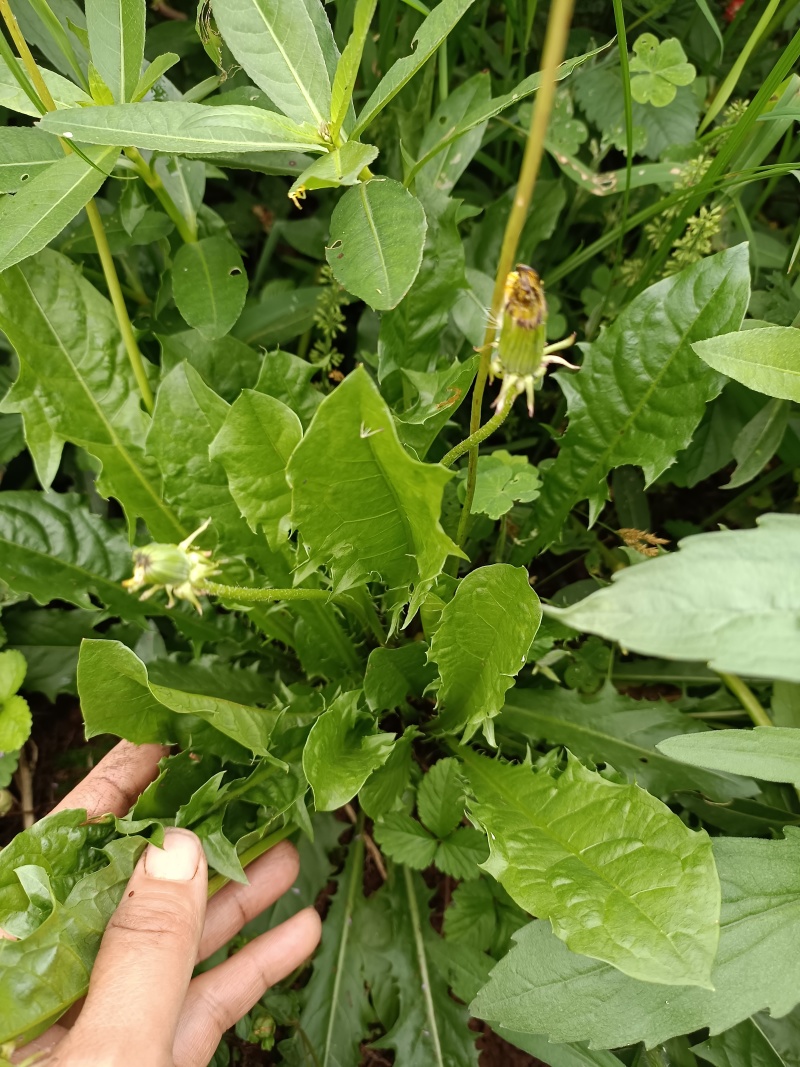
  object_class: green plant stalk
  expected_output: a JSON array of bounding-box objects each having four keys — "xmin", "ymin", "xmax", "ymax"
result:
[
  {"xmin": 0, "ymin": 19, "xmax": 45, "ymax": 112},
  {"xmin": 203, "ymin": 580, "xmax": 334, "ymax": 604},
  {"xmin": 84, "ymin": 200, "xmax": 155, "ymax": 412},
  {"xmin": 0, "ymin": 0, "xmax": 156, "ymax": 414},
  {"xmin": 403, "ymin": 863, "xmax": 445, "ymax": 1067},
  {"xmin": 441, "ymin": 391, "xmax": 515, "ymax": 468},
  {"xmin": 207, "ymin": 823, "xmax": 296, "ymax": 898},
  {"xmin": 718, "ymin": 672, "xmax": 773, "ymax": 728},
  {"xmin": 124, "ymin": 148, "xmax": 198, "ymax": 243},
  {"xmin": 699, "ymin": 0, "xmax": 781, "ymax": 135},
  {"xmin": 458, "ymin": 0, "xmax": 575, "ymax": 547},
  {"xmin": 610, "ymin": 0, "xmax": 633, "ymax": 271}
]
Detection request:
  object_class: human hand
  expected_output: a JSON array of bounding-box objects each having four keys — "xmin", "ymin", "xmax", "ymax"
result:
[{"xmin": 10, "ymin": 741, "xmax": 321, "ymax": 1066}]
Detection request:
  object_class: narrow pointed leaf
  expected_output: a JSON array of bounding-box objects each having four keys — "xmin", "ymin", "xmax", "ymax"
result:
[
  {"xmin": 429, "ymin": 565, "xmax": 542, "ymax": 743},
  {"xmin": 330, "ymin": 0, "xmax": 377, "ymax": 139},
  {"xmin": 657, "ymin": 727, "xmax": 800, "ymax": 787},
  {"xmin": 0, "ymin": 127, "xmax": 63, "ymax": 193},
  {"xmin": 211, "ymin": 0, "xmax": 332, "ymax": 125},
  {"xmin": 39, "ymin": 103, "xmax": 324, "ymax": 155},
  {"xmin": 289, "ymin": 140, "xmax": 379, "ymax": 197},
  {"xmin": 85, "ymin": 0, "xmax": 145, "ymax": 102},
  {"xmin": 325, "ymin": 178, "xmax": 427, "ymax": 310},
  {"xmin": 465, "ymin": 751, "xmax": 720, "ymax": 988},
  {"xmin": 210, "ymin": 389, "xmax": 301, "ymax": 551},
  {"xmin": 0, "ymin": 146, "xmax": 120, "ymax": 273},
  {"xmin": 532, "ymin": 245, "xmax": 750, "ymax": 551},
  {"xmin": 693, "ymin": 326, "xmax": 800, "ymax": 402},
  {"xmin": 549, "ymin": 514, "xmax": 800, "ymax": 684},
  {"xmin": 351, "ymin": 0, "xmax": 476, "ymax": 138},
  {"xmin": 0, "ymin": 250, "xmax": 183, "ymax": 540},
  {"xmin": 288, "ymin": 367, "xmax": 460, "ymax": 616}
]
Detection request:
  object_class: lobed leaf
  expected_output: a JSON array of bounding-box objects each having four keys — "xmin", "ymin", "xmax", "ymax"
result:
[
  {"xmin": 549, "ymin": 514, "xmax": 800, "ymax": 684},
  {"xmin": 472, "ymin": 832, "xmax": 800, "ymax": 1049},
  {"xmin": 464, "ymin": 750, "xmax": 721, "ymax": 988},
  {"xmin": 429, "ymin": 564, "xmax": 542, "ymax": 743},
  {"xmin": 288, "ymin": 367, "xmax": 460, "ymax": 617}
]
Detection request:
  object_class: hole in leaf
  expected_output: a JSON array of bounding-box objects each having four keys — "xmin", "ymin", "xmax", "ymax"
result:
[
  {"xmin": 329, "ymin": 240, "xmax": 342, "ymax": 249},
  {"xmin": 639, "ymin": 757, "xmax": 649, "ymax": 763},
  {"xmin": 20, "ymin": 173, "xmax": 29, "ymax": 182},
  {"xmin": 229, "ymin": 267, "xmax": 242, "ymax": 276}
]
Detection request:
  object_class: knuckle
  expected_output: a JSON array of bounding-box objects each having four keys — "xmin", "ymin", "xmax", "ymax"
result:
[{"xmin": 105, "ymin": 893, "xmax": 196, "ymax": 949}]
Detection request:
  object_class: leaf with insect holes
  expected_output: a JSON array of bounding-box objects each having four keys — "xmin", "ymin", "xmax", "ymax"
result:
[
  {"xmin": 0, "ymin": 128, "xmax": 63, "ymax": 194},
  {"xmin": 629, "ymin": 34, "xmax": 696, "ymax": 107},
  {"xmin": 325, "ymin": 179, "xmax": 427, "ymax": 311},
  {"xmin": 288, "ymin": 367, "xmax": 461, "ymax": 617},
  {"xmin": 172, "ymin": 237, "xmax": 248, "ymax": 340}
]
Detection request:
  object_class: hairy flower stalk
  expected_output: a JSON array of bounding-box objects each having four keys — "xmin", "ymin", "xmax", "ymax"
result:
[
  {"xmin": 490, "ymin": 265, "xmax": 577, "ymax": 416},
  {"xmin": 123, "ymin": 519, "xmax": 219, "ymax": 613}
]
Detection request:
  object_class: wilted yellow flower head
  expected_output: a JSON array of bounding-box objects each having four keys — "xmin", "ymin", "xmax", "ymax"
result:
[{"xmin": 123, "ymin": 518, "xmax": 219, "ymax": 613}]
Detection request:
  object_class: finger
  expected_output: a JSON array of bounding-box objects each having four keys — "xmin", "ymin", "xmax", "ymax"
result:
[
  {"xmin": 174, "ymin": 908, "xmax": 321, "ymax": 1067},
  {"xmin": 51, "ymin": 740, "xmax": 167, "ymax": 820},
  {"xmin": 61, "ymin": 828, "xmax": 207, "ymax": 1066},
  {"xmin": 10, "ymin": 1023, "xmax": 68, "ymax": 1064},
  {"xmin": 198, "ymin": 840, "xmax": 300, "ymax": 961}
]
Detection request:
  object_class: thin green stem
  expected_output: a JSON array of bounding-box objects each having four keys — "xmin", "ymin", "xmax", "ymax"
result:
[
  {"xmin": 458, "ymin": 0, "xmax": 575, "ymax": 548},
  {"xmin": 441, "ymin": 391, "xmax": 515, "ymax": 468},
  {"xmin": 85, "ymin": 200, "xmax": 155, "ymax": 413},
  {"xmin": 718, "ymin": 672, "xmax": 773, "ymax": 729},
  {"xmin": 207, "ymin": 824, "xmax": 296, "ymax": 898},
  {"xmin": 203, "ymin": 580, "xmax": 334, "ymax": 604},
  {"xmin": 0, "ymin": 0, "xmax": 56, "ymax": 110},
  {"xmin": 124, "ymin": 148, "xmax": 198, "ymax": 243},
  {"xmin": 326, "ymin": 818, "xmax": 365, "ymax": 1059},
  {"xmin": 610, "ymin": 0, "xmax": 633, "ymax": 274}
]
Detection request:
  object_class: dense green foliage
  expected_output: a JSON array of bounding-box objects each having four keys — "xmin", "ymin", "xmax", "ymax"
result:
[{"xmin": 0, "ymin": 0, "xmax": 799, "ymax": 1064}]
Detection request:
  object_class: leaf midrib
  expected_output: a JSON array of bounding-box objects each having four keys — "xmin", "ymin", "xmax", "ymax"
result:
[{"xmin": 248, "ymin": 0, "xmax": 326, "ymax": 125}]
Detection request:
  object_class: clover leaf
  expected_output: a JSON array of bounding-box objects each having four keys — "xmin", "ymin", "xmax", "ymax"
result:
[{"xmin": 629, "ymin": 33, "xmax": 696, "ymax": 107}]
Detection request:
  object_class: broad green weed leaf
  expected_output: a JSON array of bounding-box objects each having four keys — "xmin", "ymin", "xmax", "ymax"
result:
[
  {"xmin": 417, "ymin": 73, "xmax": 491, "ymax": 197},
  {"xmin": 533, "ymin": 245, "xmax": 750, "ymax": 551},
  {"xmin": 79, "ymin": 639, "xmax": 282, "ymax": 755},
  {"xmin": 0, "ymin": 250, "xmax": 182, "ymax": 539},
  {"xmin": 210, "ymin": 389, "xmax": 301, "ymax": 551},
  {"xmin": 85, "ymin": 0, "xmax": 145, "ymax": 103},
  {"xmin": 0, "ymin": 56, "xmax": 91, "ymax": 115},
  {"xmin": 629, "ymin": 34, "xmax": 696, "ymax": 107},
  {"xmin": 429, "ymin": 565, "xmax": 542, "ymax": 743},
  {"xmin": 418, "ymin": 757, "xmax": 466, "ymax": 839},
  {"xmin": 499, "ymin": 682, "xmax": 759, "ymax": 801},
  {"xmin": 364, "ymin": 866, "xmax": 480, "ymax": 1067},
  {"xmin": 0, "ymin": 827, "xmax": 145, "ymax": 1044},
  {"xmin": 0, "ymin": 146, "xmax": 120, "ymax": 274},
  {"xmin": 550, "ymin": 514, "xmax": 800, "ymax": 684},
  {"xmin": 288, "ymin": 367, "xmax": 460, "ymax": 616},
  {"xmin": 0, "ymin": 693, "xmax": 31, "ymax": 751},
  {"xmin": 359, "ymin": 725, "xmax": 417, "ymax": 819},
  {"xmin": 211, "ymin": 0, "xmax": 332, "ymax": 125},
  {"xmin": 464, "ymin": 751, "xmax": 720, "ymax": 988},
  {"xmin": 0, "ymin": 127, "xmax": 62, "ymax": 193},
  {"xmin": 172, "ymin": 236, "xmax": 248, "ymax": 339},
  {"xmin": 302, "ymin": 690, "xmax": 395, "ymax": 810},
  {"xmin": 471, "ymin": 832, "xmax": 800, "ymax": 1049},
  {"xmin": 725, "ymin": 397, "xmax": 789, "ymax": 489},
  {"xmin": 288, "ymin": 140, "xmax": 379, "ymax": 199},
  {"xmin": 329, "ymin": 0, "xmax": 377, "ymax": 140},
  {"xmin": 38, "ymin": 103, "xmax": 324, "ymax": 155},
  {"xmin": 254, "ymin": 349, "xmax": 322, "ymax": 427},
  {"xmin": 0, "ymin": 648, "xmax": 26, "ymax": 701},
  {"xmin": 325, "ymin": 178, "xmax": 427, "ymax": 310},
  {"xmin": 364, "ymin": 643, "xmax": 435, "ymax": 712},
  {"xmin": 496, "ymin": 1036, "xmax": 625, "ymax": 1067},
  {"xmin": 657, "ymin": 727, "xmax": 800, "ymax": 788},
  {"xmin": 159, "ymin": 330, "xmax": 261, "ymax": 404},
  {"xmin": 351, "ymin": 0, "xmax": 476, "ymax": 138},
  {"xmin": 693, "ymin": 326, "xmax": 800, "ymax": 402},
  {"xmin": 2, "ymin": 606, "xmax": 105, "ymax": 701},
  {"xmin": 374, "ymin": 812, "xmax": 439, "ymax": 868}
]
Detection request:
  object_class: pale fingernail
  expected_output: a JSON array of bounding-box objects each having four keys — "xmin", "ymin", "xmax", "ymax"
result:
[{"xmin": 144, "ymin": 828, "xmax": 202, "ymax": 882}]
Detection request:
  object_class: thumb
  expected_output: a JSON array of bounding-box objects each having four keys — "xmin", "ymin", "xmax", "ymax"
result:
[{"xmin": 62, "ymin": 828, "xmax": 208, "ymax": 1066}]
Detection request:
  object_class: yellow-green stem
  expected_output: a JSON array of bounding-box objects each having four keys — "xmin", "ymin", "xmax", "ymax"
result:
[
  {"xmin": 441, "ymin": 391, "xmax": 515, "ymax": 468},
  {"xmin": 85, "ymin": 200, "xmax": 155, "ymax": 412},
  {"xmin": 207, "ymin": 824, "xmax": 296, "ymax": 898},
  {"xmin": 124, "ymin": 147, "xmax": 198, "ymax": 244},
  {"xmin": 0, "ymin": 0, "xmax": 55, "ymax": 109},
  {"xmin": 718, "ymin": 672, "xmax": 773, "ymax": 728},
  {"xmin": 458, "ymin": 0, "xmax": 575, "ymax": 547},
  {"xmin": 204, "ymin": 580, "xmax": 333, "ymax": 604}
]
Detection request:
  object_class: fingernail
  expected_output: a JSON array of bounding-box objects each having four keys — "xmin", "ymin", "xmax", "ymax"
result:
[{"xmin": 144, "ymin": 828, "xmax": 202, "ymax": 882}]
